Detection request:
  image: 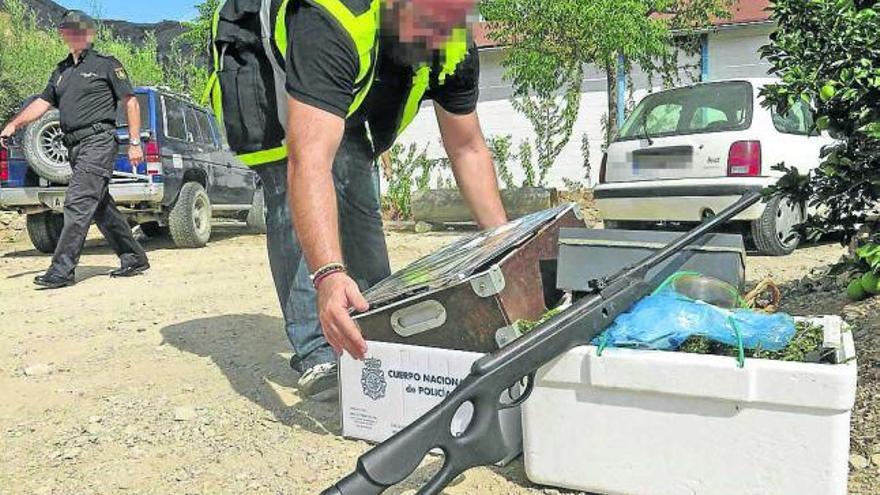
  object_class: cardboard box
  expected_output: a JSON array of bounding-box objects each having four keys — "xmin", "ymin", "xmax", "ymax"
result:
[{"xmin": 339, "ymin": 341, "xmax": 522, "ymax": 465}]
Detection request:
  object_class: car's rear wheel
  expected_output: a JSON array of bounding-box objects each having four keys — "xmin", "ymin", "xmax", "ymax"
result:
[
  {"xmin": 245, "ymin": 187, "xmax": 267, "ymax": 234},
  {"xmin": 751, "ymin": 195, "xmax": 804, "ymax": 256},
  {"xmin": 26, "ymin": 212, "xmax": 64, "ymax": 254},
  {"xmin": 168, "ymin": 182, "xmax": 212, "ymax": 248},
  {"xmin": 22, "ymin": 110, "xmax": 72, "ymax": 184}
]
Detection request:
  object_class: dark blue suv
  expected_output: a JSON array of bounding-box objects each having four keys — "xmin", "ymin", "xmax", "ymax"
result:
[{"xmin": 0, "ymin": 87, "xmax": 265, "ymax": 252}]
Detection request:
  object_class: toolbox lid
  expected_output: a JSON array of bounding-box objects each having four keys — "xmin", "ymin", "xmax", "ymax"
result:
[{"xmin": 363, "ymin": 204, "xmax": 577, "ymax": 307}]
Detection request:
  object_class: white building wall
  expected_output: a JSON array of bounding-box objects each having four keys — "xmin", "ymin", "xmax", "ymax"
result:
[{"xmin": 391, "ymin": 23, "xmax": 776, "ymax": 190}]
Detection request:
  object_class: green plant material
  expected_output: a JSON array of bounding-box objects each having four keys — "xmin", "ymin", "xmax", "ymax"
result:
[
  {"xmin": 848, "ymin": 279, "xmax": 868, "ymax": 301},
  {"xmin": 0, "ymin": 0, "xmax": 209, "ymax": 121},
  {"xmin": 679, "ymin": 322, "xmax": 829, "ymax": 363},
  {"xmin": 509, "ymin": 69, "xmax": 582, "ymax": 185},
  {"xmin": 518, "ymin": 140, "xmax": 536, "ymax": 187},
  {"xmin": 860, "ymin": 272, "xmax": 880, "ymax": 296},
  {"xmin": 856, "ymin": 243, "xmax": 880, "ymax": 274},
  {"xmin": 761, "ymin": 0, "xmax": 880, "ymax": 242},
  {"xmin": 382, "ymin": 143, "xmax": 444, "ymax": 220},
  {"xmin": 481, "ymin": 0, "xmax": 733, "ymax": 142},
  {"xmin": 514, "ymin": 306, "xmax": 566, "ymax": 334},
  {"xmin": 487, "ymin": 135, "xmax": 516, "ymax": 190}
]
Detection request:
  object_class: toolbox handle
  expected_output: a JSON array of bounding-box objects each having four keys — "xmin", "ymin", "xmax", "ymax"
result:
[{"xmin": 390, "ymin": 300, "xmax": 447, "ymax": 337}]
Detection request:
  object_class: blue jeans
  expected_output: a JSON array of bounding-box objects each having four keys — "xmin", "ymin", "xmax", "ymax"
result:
[{"xmin": 255, "ymin": 128, "xmax": 391, "ymax": 371}]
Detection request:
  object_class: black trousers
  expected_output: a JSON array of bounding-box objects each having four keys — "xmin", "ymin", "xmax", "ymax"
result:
[{"xmin": 47, "ymin": 131, "xmax": 147, "ymax": 279}]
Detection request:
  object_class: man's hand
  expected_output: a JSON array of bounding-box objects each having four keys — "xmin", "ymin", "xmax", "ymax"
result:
[
  {"xmin": 128, "ymin": 143, "xmax": 144, "ymax": 169},
  {"xmin": 0, "ymin": 123, "xmax": 16, "ymax": 148},
  {"xmin": 317, "ymin": 272, "xmax": 370, "ymax": 360}
]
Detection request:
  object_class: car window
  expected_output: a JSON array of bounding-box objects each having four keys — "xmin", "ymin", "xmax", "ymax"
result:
[
  {"xmin": 618, "ymin": 81, "xmax": 753, "ymax": 141},
  {"xmin": 772, "ymin": 100, "xmax": 816, "ymax": 135},
  {"xmin": 646, "ymin": 104, "xmax": 683, "ymax": 135},
  {"xmin": 115, "ymin": 93, "xmax": 150, "ymax": 129},
  {"xmin": 195, "ymin": 109, "xmax": 217, "ymax": 146},
  {"xmin": 185, "ymin": 106, "xmax": 208, "ymax": 144},
  {"xmin": 689, "ymin": 107, "xmax": 728, "ymax": 130},
  {"xmin": 163, "ymin": 96, "xmax": 188, "ymax": 141}
]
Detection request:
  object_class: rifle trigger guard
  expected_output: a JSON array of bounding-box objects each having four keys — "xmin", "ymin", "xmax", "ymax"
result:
[{"xmin": 501, "ymin": 372, "xmax": 535, "ymax": 410}]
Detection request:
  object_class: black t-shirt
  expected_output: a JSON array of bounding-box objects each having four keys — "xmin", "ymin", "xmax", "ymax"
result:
[
  {"xmin": 285, "ymin": 2, "xmax": 479, "ymax": 149},
  {"xmin": 40, "ymin": 49, "xmax": 134, "ymax": 133}
]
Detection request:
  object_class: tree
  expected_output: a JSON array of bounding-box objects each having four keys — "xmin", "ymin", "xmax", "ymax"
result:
[
  {"xmin": 0, "ymin": 0, "xmax": 212, "ymax": 121},
  {"xmin": 761, "ymin": 0, "xmax": 880, "ymax": 242},
  {"xmin": 481, "ymin": 0, "xmax": 732, "ymax": 150}
]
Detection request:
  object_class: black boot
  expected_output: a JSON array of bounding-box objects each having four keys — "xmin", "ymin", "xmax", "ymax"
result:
[
  {"xmin": 34, "ymin": 273, "xmax": 75, "ymax": 289},
  {"xmin": 110, "ymin": 259, "xmax": 150, "ymax": 278}
]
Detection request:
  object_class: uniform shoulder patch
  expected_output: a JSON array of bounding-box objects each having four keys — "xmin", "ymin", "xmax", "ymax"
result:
[{"xmin": 114, "ymin": 66, "xmax": 128, "ymax": 80}]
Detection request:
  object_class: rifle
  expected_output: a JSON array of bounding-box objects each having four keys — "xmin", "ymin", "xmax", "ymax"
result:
[{"xmin": 322, "ymin": 192, "xmax": 763, "ymax": 495}]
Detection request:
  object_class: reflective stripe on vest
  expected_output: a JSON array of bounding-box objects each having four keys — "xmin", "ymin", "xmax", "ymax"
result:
[
  {"xmin": 207, "ymin": 0, "xmax": 380, "ymax": 168},
  {"xmin": 309, "ymin": 0, "xmax": 380, "ymax": 117},
  {"xmin": 395, "ymin": 27, "xmax": 470, "ymax": 138}
]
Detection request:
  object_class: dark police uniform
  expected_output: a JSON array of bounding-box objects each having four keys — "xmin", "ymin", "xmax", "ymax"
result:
[{"xmin": 39, "ymin": 49, "xmax": 148, "ymax": 280}]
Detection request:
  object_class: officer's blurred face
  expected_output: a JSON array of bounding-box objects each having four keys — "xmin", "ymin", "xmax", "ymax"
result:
[
  {"xmin": 383, "ymin": 0, "xmax": 477, "ymax": 64},
  {"xmin": 59, "ymin": 27, "xmax": 95, "ymax": 53}
]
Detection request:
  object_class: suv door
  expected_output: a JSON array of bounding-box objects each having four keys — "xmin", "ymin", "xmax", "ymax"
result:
[{"xmin": 192, "ymin": 106, "xmax": 255, "ymax": 207}]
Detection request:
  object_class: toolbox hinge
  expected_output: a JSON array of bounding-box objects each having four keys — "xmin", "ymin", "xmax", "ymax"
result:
[{"xmin": 470, "ymin": 265, "xmax": 506, "ymax": 298}]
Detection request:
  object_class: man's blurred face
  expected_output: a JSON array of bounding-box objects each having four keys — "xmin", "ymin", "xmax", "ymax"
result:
[
  {"xmin": 383, "ymin": 0, "xmax": 477, "ymax": 65},
  {"xmin": 59, "ymin": 28, "xmax": 95, "ymax": 53}
]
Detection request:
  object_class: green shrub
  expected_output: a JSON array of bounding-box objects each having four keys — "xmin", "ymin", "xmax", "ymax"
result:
[
  {"xmin": 0, "ymin": 0, "xmax": 208, "ymax": 122},
  {"xmin": 761, "ymin": 0, "xmax": 880, "ymax": 241}
]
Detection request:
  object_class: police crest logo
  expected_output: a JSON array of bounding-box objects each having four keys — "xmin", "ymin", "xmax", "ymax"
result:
[
  {"xmin": 114, "ymin": 67, "xmax": 128, "ymax": 80},
  {"xmin": 360, "ymin": 357, "xmax": 387, "ymax": 401}
]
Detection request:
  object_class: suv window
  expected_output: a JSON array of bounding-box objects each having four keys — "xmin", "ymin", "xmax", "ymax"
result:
[
  {"xmin": 163, "ymin": 96, "xmax": 188, "ymax": 141},
  {"xmin": 772, "ymin": 100, "xmax": 816, "ymax": 135},
  {"xmin": 195, "ymin": 110, "xmax": 217, "ymax": 146},
  {"xmin": 185, "ymin": 106, "xmax": 208, "ymax": 145},
  {"xmin": 115, "ymin": 93, "xmax": 150, "ymax": 128},
  {"xmin": 618, "ymin": 81, "xmax": 753, "ymax": 141}
]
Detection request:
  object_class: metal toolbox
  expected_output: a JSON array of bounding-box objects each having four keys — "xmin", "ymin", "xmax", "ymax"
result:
[
  {"xmin": 556, "ymin": 229, "xmax": 746, "ymax": 292},
  {"xmin": 355, "ymin": 205, "xmax": 583, "ymax": 353}
]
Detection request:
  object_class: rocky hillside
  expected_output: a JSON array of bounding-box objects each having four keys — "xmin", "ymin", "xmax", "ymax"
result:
[{"xmin": 0, "ymin": 0, "xmax": 189, "ymax": 59}]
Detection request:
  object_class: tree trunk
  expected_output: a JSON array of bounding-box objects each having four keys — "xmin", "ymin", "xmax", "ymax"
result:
[{"xmin": 605, "ymin": 61, "xmax": 618, "ymax": 145}]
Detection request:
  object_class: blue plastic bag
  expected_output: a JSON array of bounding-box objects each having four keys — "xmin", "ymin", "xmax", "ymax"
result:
[{"xmin": 592, "ymin": 288, "xmax": 796, "ymax": 352}]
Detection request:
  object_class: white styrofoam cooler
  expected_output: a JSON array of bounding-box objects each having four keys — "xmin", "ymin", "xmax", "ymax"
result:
[{"xmin": 522, "ymin": 316, "xmax": 858, "ymax": 495}]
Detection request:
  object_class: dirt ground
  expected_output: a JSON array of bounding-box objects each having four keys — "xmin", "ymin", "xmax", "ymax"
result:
[{"xmin": 0, "ymin": 222, "xmax": 878, "ymax": 495}]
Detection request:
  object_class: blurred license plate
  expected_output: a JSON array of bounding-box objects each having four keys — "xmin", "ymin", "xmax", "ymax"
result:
[{"xmin": 633, "ymin": 146, "xmax": 693, "ymax": 172}]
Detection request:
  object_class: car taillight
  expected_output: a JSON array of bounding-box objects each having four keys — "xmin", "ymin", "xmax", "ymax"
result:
[
  {"xmin": 0, "ymin": 147, "xmax": 9, "ymax": 182},
  {"xmin": 145, "ymin": 141, "xmax": 161, "ymax": 175},
  {"xmin": 599, "ymin": 153, "xmax": 608, "ymax": 184},
  {"xmin": 727, "ymin": 141, "xmax": 761, "ymax": 177}
]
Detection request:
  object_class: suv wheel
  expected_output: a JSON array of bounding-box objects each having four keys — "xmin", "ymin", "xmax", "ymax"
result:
[
  {"xmin": 245, "ymin": 187, "xmax": 267, "ymax": 234},
  {"xmin": 22, "ymin": 110, "xmax": 72, "ymax": 184},
  {"xmin": 26, "ymin": 212, "xmax": 64, "ymax": 254},
  {"xmin": 751, "ymin": 195, "xmax": 804, "ymax": 256},
  {"xmin": 168, "ymin": 182, "xmax": 212, "ymax": 248}
]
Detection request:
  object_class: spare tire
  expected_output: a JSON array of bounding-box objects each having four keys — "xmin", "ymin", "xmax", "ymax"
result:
[{"xmin": 22, "ymin": 109, "xmax": 72, "ymax": 184}]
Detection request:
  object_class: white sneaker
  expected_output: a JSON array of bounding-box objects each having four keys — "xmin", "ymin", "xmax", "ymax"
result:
[{"xmin": 297, "ymin": 362, "xmax": 338, "ymax": 399}]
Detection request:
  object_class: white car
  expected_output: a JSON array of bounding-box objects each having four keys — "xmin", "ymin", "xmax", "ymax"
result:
[{"xmin": 595, "ymin": 78, "xmax": 833, "ymax": 256}]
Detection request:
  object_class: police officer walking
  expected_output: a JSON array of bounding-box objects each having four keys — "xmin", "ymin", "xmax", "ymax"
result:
[{"xmin": 0, "ymin": 11, "xmax": 150, "ymax": 289}]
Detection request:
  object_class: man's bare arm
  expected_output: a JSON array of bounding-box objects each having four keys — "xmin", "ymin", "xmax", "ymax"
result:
[
  {"xmin": 0, "ymin": 99, "xmax": 53, "ymax": 145},
  {"xmin": 435, "ymin": 103, "xmax": 508, "ymax": 229},
  {"xmin": 124, "ymin": 95, "xmax": 144, "ymax": 166},
  {"xmin": 287, "ymin": 96, "xmax": 370, "ymax": 359}
]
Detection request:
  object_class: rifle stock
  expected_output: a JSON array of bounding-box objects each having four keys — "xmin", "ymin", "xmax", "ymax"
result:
[{"xmin": 323, "ymin": 192, "xmax": 763, "ymax": 495}]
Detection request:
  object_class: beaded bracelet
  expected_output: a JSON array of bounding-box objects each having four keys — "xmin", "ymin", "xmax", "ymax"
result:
[{"xmin": 311, "ymin": 262, "xmax": 347, "ymax": 289}]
